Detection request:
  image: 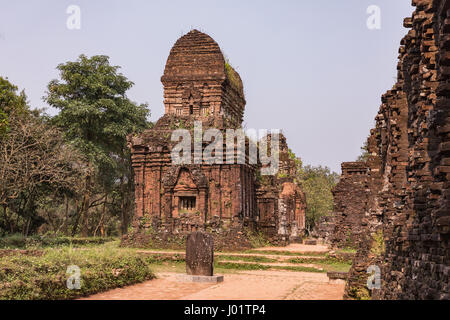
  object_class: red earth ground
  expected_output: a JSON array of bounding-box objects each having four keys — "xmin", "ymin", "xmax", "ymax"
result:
[{"xmin": 80, "ymin": 244, "xmax": 345, "ymax": 300}]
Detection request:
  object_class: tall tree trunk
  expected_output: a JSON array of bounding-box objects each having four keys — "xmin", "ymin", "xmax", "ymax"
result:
[
  {"xmin": 71, "ymin": 199, "xmax": 81, "ymax": 237},
  {"xmin": 94, "ymin": 195, "xmax": 107, "ymax": 237},
  {"xmin": 120, "ymin": 176, "xmax": 127, "ymax": 235},
  {"xmin": 2, "ymin": 205, "xmax": 11, "ymax": 235},
  {"xmin": 73, "ymin": 176, "xmax": 91, "ymax": 237},
  {"xmin": 81, "ymin": 194, "xmax": 90, "ymax": 237}
]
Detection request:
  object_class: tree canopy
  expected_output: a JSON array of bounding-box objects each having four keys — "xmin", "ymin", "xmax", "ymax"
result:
[
  {"xmin": 0, "ymin": 76, "xmax": 29, "ymax": 136},
  {"xmin": 44, "ymin": 55, "xmax": 151, "ymax": 235},
  {"xmin": 297, "ymin": 165, "xmax": 339, "ymax": 233},
  {"xmin": 45, "ymin": 55, "xmax": 150, "ymax": 187}
]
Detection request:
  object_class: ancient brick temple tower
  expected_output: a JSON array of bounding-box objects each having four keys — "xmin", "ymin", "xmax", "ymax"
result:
[{"xmin": 128, "ymin": 30, "xmax": 306, "ymax": 246}]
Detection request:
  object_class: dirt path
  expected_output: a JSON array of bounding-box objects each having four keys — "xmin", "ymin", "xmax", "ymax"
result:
[
  {"xmin": 137, "ymin": 250, "xmax": 326, "ymax": 261},
  {"xmin": 80, "ymin": 243, "xmax": 344, "ymax": 300},
  {"xmin": 80, "ymin": 270, "xmax": 344, "ymax": 300},
  {"xmin": 217, "ymin": 260, "xmax": 325, "ymax": 270},
  {"xmin": 252, "ymin": 243, "xmax": 329, "ymax": 253}
]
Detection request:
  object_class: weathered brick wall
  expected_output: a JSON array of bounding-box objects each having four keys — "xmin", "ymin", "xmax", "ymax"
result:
[
  {"xmin": 256, "ymin": 133, "xmax": 306, "ymax": 242},
  {"xmin": 128, "ymin": 30, "xmax": 258, "ymax": 248},
  {"xmin": 345, "ymin": 0, "xmax": 450, "ymax": 300},
  {"xmin": 315, "ymin": 162, "xmax": 370, "ymax": 248},
  {"xmin": 130, "ymin": 116, "xmax": 258, "ymax": 234},
  {"xmin": 127, "ymin": 30, "xmax": 306, "ymax": 249},
  {"xmin": 161, "ymin": 30, "xmax": 245, "ymax": 127}
]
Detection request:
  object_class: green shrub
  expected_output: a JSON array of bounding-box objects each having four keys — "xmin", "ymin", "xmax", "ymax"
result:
[
  {"xmin": 371, "ymin": 230, "xmax": 385, "ymax": 256},
  {"xmin": 0, "ymin": 247, "xmax": 154, "ymax": 300},
  {"xmin": 244, "ymin": 229, "xmax": 270, "ymax": 248}
]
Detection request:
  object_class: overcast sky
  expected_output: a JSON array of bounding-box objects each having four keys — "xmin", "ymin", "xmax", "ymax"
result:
[{"xmin": 0, "ymin": 0, "xmax": 413, "ymax": 172}]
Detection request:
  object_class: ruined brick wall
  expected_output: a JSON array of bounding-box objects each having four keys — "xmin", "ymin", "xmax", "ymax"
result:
[
  {"xmin": 127, "ymin": 30, "xmax": 257, "ymax": 250},
  {"xmin": 161, "ymin": 30, "xmax": 245, "ymax": 127},
  {"xmin": 130, "ymin": 116, "xmax": 258, "ymax": 235},
  {"xmin": 127, "ymin": 30, "xmax": 307, "ymax": 250},
  {"xmin": 345, "ymin": 0, "xmax": 450, "ymax": 300},
  {"xmin": 316, "ymin": 162, "xmax": 370, "ymax": 248},
  {"xmin": 256, "ymin": 133, "xmax": 306, "ymax": 242}
]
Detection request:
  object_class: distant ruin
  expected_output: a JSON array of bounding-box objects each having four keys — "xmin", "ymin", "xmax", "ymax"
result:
[{"xmin": 316, "ymin": 162, "xmax": 370, "ymax": 248}]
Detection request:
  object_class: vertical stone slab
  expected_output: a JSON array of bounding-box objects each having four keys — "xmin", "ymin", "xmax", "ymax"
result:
[{"xmin": 186, "ymin": 231, "xmax": 214, "ymax": 276}]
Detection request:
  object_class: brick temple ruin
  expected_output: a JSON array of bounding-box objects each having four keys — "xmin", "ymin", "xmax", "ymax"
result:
[
  {"xmin": 316, "ymin": 0, "xmax": 450, "ymax": 300},
  {"xmin": 126, "ymin": 30, "xmax": 306, "ymax": 249}
]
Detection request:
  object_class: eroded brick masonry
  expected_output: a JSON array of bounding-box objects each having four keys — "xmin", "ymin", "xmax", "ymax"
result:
[
  {"xmin": 125, "ymin": 30, "xmax": 306, "ymax": 250},
  {"xmin": 319, "ymin": 0, "xmax": 449, "ymax": 300}
]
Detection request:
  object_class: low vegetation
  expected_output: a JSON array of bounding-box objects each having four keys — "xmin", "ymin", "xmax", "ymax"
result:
[
  {"xmin": 0, "ymin": 246, "xmax": 155, "ymax": 300},
  {"xmin": 0, "ymin": 234, "xmax": 116, "ymax": 249},
  {"xmin": 216, "ymin": 255, "xmax": 277, "ymax": 263},
  {"xmin": 244, "ymin": 229, "xmax": 271, "ymax": 248},
  {"xmin": 242, "ymin": 249, "xmax": 328, "ymax": 257}
]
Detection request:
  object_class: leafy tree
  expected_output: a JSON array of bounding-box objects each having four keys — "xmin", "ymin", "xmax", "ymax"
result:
[
  {"xmin": 0, "ymin": 111, "xmax": 89, "ymax": 236},
  {"xmin": 0, "ymin": 76, "xmax": 28, "ymax": 136},
  {"xmin": 357, "ymin": 137, "xmax": 370, "ymax": 162},
  {"xmin": 45, "ymin": 55, "xmax": 151, "ymax": 235},
  {"xmin": 287, "ymin": 148, "xmax": 339, "ymax": 234},
  {"xmin": 0, "ymin": 76, "xmax": 28, "ymax": 114},
  {"xmin": 296, "ymin": 165, "xmax": 339, "ymax": 234},
  {"xmin": 0, "ymin": 109, "xmax": 7, "ymax": 137}
]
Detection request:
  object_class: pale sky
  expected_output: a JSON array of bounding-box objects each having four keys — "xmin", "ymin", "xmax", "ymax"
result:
[{"xmin": 0, "ymin": 0, "xmax": 413, "ymax": 172}]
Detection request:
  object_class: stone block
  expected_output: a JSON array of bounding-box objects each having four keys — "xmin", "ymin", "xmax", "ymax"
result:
[
  {"xmin": 178, "ymin": 274, "xmax": 224, "ymax": 284},
  {"xmin": 186, "ymin": 231, "xmax": 214, "ymax": 276}
]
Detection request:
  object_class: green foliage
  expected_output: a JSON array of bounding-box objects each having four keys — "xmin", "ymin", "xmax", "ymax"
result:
[
  {"xmin": 243, "ymin": 249, "xmax": 327, "ymax": 257},
  {"xmin": 357, "ymin": 137, "xmax": 370, "ymax": 162},
  {"xmin": 296, "ymin": 165, "xmax": 339, "ymax": 233},
  {"xmin": 216, "ymin": 261, "xmax": 271, "ymax": 271},
  {"xmin": 216, "ymin": 255, "xmax": 277, "ymax": 263},
  {"xmin": 277, "ymin": 172, "xmax": 288, "ymax": 179},
  {"xmin": 288, "ymin": 148, "xmax": 303, "ymax": 169},
  {"xmin": 0, "ymin": 76, "xmax": 29, "ymax": 137},
  {"xmin": 244, "ymin": 229, "xmax": 271, "ymax": 248},
  {"xmin": 44, "ymin": 55, "xmax": 152, "ymax": 236},
  {"xmin": 287, "ymin": 257, "xmax": 352, "ymax": 272},
  {"xmin": 216, "ymin": 261, "xmax": 326, "ymax": 273},
  {"xmin": 347, "ymin": 286, "xmax": 371, "ymax": 300},
  {"xmin": 225, "ymin": 61, "xmax": 243, "ymax": 95},
  {"xmin": 284, "ymin": 149, "xmax": 338, "ymax": 234},
  {"xmin": 0, "ymin": 235, "xmax": 116, "ymax": 249},
  {"xmin": 0, "ymin": 109, "xmax": 90, "ymax": 236},
  {"xmin": 45, "ymin": 54, "xmax": 150, "ymax": 186},
  {"xmin": 371, "ymin": 229, "xmax": 385, "ymax": 256},
  {"xmin": 0, "ymin": 246, "xmax": 155, "ymax": 300},
  {"xmin": 0, "ymin": 110, "xmax": 7, "ymax": 137},
  {"xmin": 0, "ymin": 76, "xmax": 28, "ymax": 115}
]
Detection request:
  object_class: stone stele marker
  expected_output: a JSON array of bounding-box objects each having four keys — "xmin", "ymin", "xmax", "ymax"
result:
[{"xmin": 180, "ymin": 231, "xmax": 223, "ymax": 283}]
